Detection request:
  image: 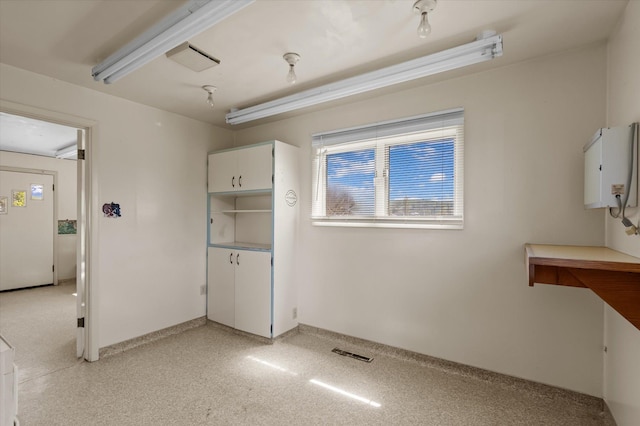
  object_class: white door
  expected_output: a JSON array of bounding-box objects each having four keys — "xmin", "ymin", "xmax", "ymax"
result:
[
  {"xmin": 207, "ymin": 247, "xmax": 235, "ymax": 328},
  {"xmin": 234, "ymin": 250, "xmax": 271, "ymax": 338},
  {"xmin": 208, "ymin": 151, "xmax": 237, "ymax": 193},
  {"xmin": 0, "ymin": 170, "xmax": 54, "ymax": 290},
  {"xmin": 237, "ymin": 144, "xmax": 273, "ymax": 191}
]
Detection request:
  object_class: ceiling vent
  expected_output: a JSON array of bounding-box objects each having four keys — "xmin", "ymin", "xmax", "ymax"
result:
[{"xmin": 165, "ymin": 42, "xmax": 220, "ymax": 72}]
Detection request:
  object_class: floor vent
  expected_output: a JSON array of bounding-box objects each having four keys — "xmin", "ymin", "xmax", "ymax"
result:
[{"xmin": 332, "ymin": 348, "xmax": 373, "ymax": 363}]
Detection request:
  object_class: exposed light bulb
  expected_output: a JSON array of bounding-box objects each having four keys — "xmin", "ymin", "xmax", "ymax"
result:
[
  {"xmin": 286, "ymin": 65, "xmax": 297, "ymax": 84},
  {"xmin": 413, "ymin": 0, "xmax": 436, "ymax": 39},
  {"xmin": 202, "ymin": 85, "xmax": 216, "ymax": 109},
  {"xmin": 417, "ymin": 12, "xmax": 431, "ymax": 38},
  {"xmin": 283, "ymin": 52, "xmax": 301, "ymax": 85}
]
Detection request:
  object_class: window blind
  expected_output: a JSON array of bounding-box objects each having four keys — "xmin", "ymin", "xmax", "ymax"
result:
[{"xmin": 311, "ymin": 108, "xmax": 464, "ymax": 229}]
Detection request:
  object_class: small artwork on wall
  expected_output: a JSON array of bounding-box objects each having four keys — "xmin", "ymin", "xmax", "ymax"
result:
[
  {"xmin": 12, "ymin": 190, "xmax": 26, "ymax": 207},
  {"xmin": 102, "ymin": 202, "xmax": 121, "ymax": 218},
  {"xmin": 58, "ymin": 219, "xmax": 77, "ymax": 235},
  {"xmin": 31, "ymin": 184, "xmax": 44, "ymax": 200},
  {"xmin": 0, "ymin": 196, "xmax": 7, "ymax": 214}
]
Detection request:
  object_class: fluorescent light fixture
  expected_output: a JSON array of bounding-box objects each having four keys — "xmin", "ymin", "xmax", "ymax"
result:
[
  {"xmin": 226, "ymin": 33, "xmax": 503, "ymax": 125},
  {"xmin": 55, "ymin": 143, "xmax": 77, "ymax": 159},
  {"xmin": 92, "ymin": 0, "xmax": 254, "ymax": 84}
]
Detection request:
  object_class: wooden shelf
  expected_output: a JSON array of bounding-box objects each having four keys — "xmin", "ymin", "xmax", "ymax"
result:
[{"xmin": 525, "ymin": 244, "xmax": 640, "ymax": 331}]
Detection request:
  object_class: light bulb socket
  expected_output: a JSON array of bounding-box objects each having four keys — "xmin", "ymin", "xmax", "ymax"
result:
[
  {"xmin": 283, "ymin": 52, "xmax": 300, "ymax": 66},
  {"xmin": 202, "ymin": 85, "xmax": 216, "ymax": 94},
  {"xmin": 413, "ymin": 0, "xmax": 437, "ymax": 15}
]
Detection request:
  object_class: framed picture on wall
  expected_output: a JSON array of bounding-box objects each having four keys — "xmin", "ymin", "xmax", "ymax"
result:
[
  {"xmin": 58, "ymin": 219, "xmax": 77, "ymax": 234},
  {"xmin": 31, "ymin": 184, "xmax": 44, "ymax": 200},
  {"xmin": 12, "ymin": 190, "xmax": 26, "ymax": 207},
  {"xmin": 0, "ymin": 196, "xmax": 7, "ymax": 214}
]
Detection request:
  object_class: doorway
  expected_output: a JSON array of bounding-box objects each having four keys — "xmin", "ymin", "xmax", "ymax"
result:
[{"xmin": 0, "ymin": 100, "xmax": 96, "ymax": 361}]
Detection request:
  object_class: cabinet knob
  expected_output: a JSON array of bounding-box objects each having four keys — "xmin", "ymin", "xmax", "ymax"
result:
[
  {"xmin": 229, "ymin": 252, "xmax": 233, "ymax": 264},
  {"xmin": 239, "ymin": 175, "xmax": 242, "ymax": 187},
  {"xmin": 231, "ymin": 176, "xmax": 235, "ymax": 187},
  {"xmin": 236, "ymin": 253, "xmax": 240, "ymax": 265}
]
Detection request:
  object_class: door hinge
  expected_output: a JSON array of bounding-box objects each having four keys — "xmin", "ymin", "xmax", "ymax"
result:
[
  {"xmin": 272, "ymin": 147, "xmax": 274, "ymax": 157},
  {"xmin": 271, "ymin": 257, "xmax": 273, "ymax": 266},
  {"xmin": 78, "ymin": 149, "xmax": 86, "ymax": 160},
  {"xmin": 52, "ymin": 184, "xmax": 55, "ymax": 191},
  {"xmin": 272, "ymin": 174, "xmax": 274, "ymax": 184},
  {"xmin": 77, "ymin": 317, "xmax": 85, "ymax": 328},
  {"xmin": 52, "ymin": 264, "xmax": 55, "ymax": 272}
]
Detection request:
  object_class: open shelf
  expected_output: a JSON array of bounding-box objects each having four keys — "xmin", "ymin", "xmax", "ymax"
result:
[
  {"xmin": 210, "ymin": 241, "xmax": 271, "ymax": 251},
  {"xmin": 209, "ymin": 189, "xmax": 272, "ymax": 197},
  {"xmin": 214, "ymin": 209, "xmax": 272, "ymax": 214},
  {"xmin": 525, "ymin": 244, "xmax": 640, "ymax": 330}
]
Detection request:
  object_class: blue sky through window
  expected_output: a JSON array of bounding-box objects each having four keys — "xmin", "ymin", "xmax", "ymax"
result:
[
  {"xmin": 325, "ymin": 139, "xmax": 455, "ymax": 216},
  {"xmin": 389, "ymin": 139, "xmax": 454, "ymax": 201},
  {"xmin": 326, "ymin": 149, "xmax": 375, "ymax": 215}
]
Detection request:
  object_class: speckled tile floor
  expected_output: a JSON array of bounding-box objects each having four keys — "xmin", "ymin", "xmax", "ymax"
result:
[{"xmin": 1, "ymin": 283, "xmax": 608, "ymax": 425}]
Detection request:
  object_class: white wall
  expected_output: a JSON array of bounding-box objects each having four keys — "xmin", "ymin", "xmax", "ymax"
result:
[
  {"xmin": 0, "ymin": 63, "xmax": 233, "ymax": 348},
  {"xmin": 235, "ymin": 45, "xmax": 607, "ymax": 396},
  {"xmin": 0, "ymin": 151, "xmax": 77, "ymax": 280},
  {"xmin": 603, "ymin": 2, "xmax": 640, "ymax": 424}
]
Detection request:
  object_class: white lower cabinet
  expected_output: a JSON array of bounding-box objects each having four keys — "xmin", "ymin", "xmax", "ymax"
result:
[
  {"xmin": 207, "ymin": 247, "xmax": 271, "ymax": 338},
  {"xmin": 207, "ymin": 247, "xmax": 235, "ymax": 328}
]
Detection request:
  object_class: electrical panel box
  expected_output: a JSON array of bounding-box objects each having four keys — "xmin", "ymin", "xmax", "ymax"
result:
[{"xmin": 584, "ymin": 125, "xmax": 637, "ymax": 209}]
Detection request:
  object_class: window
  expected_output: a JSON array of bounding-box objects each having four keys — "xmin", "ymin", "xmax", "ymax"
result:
[{"xmin": 312, "ymin": 108, "xmax": 464, "ymax": 228}]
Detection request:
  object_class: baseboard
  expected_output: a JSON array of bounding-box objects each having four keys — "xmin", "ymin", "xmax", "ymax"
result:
[
  {"xmin": 297, "ymin": 323, "xmax": 604, "ymax": 411},
  {"xmin": 205, "ymin": 320, "xmax": 300, "ymax": 344},
  {"xmin": 602, "ymin": 401, "xmax": 617, "ymax": 426},
  {"xmin": 99, "ymin": 316, "xmax": 207, "ymax": 359}
]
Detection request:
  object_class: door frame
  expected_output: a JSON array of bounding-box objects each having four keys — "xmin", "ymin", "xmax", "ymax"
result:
[
  {"xmin": 0, "ymin": 167, "xmax": 57, "ymax": 286},
  {"xmin": 0, "ymin": 100, "xmax": 99, "ymax": 361}
]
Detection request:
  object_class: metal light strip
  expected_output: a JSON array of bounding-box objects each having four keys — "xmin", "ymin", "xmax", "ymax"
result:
[
  {"xmin": 92, "ymin": 0, "xmax": 254, "ymax": 84},
  {"xmin": 226, "ymin": 34, "xmax": 502, "ymax": 125}
]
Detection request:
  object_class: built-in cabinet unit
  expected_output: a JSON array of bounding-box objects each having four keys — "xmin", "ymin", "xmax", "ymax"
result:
[{"xmin": 207, "ymin": 141, "xmax": 299, "ymax": 339}]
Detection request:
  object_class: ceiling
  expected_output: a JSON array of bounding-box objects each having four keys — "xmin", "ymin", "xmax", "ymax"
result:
[
  {"xmin": 0, "ymin": 0, "xmax": 629, "ymax": 141},
  {"xmin": 0, "ymin": 112, "xmax": 78, "ymax": 158}
]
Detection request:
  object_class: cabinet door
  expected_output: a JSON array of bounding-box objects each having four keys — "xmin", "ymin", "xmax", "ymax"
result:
[
  {"xmin": 207, "ymin": 247, "xmax": 235, "ymax": 328},
  {"xmin": 208, "ymin": 151, "xmax": 237, "ymax": 193},
  {"xmin": 237, "ymin": 144, "xmax": 273, "ymax": 191},
  {"xmin": 234, "ymin": 250, "xmax": 272, "ymax": 338}
]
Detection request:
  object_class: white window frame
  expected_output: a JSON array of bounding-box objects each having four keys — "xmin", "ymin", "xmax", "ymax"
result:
[{"xmin": 312, "ymin": 108, "xmax": 464, "ymax": 229}]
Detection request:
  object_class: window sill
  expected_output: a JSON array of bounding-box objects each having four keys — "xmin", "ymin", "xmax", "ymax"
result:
[{"xmin": 311, "ymin": 219, "xmax": 463, "ymax": 230}]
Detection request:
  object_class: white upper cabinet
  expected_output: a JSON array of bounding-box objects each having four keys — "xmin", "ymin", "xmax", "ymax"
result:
[{"xmin": 208, "ymin": 143, "xmax": 273, "ymax": 193}]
